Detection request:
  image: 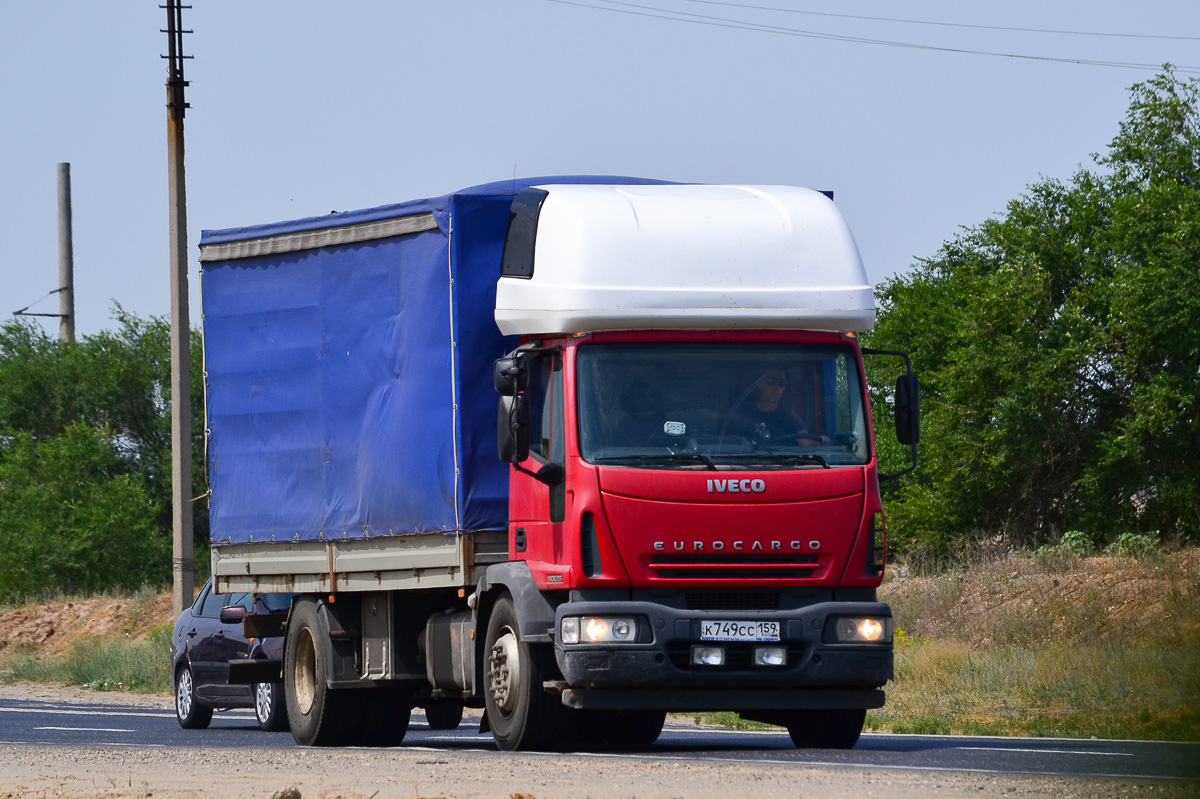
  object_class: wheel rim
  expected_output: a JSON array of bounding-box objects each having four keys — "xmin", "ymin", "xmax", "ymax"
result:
[
  {"xmin": 487, "ymin": 627, "xmax": 521, "ymax": 714},
  {"xmin": 293, "ymin": 627, "xmax": 317, "ymax": 716},
  {"xmin": 176, "ymin": 668, "xmax": 193, "ymax": 720},
  {"xmin": 255, "ymin": 682, "xmax": 273, "ymax": 723}
]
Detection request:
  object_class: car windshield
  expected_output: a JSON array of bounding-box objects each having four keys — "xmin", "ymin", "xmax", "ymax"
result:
[
  {"xmin": 576, "ymin": 343, "xmax": 870, "ymax": 470},
  {"xmin": 258, "ymin": 592, "xmax": 294, "ymax": 612}
]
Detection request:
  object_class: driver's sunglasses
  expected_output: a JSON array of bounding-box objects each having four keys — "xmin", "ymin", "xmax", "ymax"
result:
[{"xmin": 763, "ymin": 377, "xmax": 787, "ymax": 387}]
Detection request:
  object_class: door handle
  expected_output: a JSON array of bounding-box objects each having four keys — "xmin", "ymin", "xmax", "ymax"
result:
[{"xmin": 187, "ymin": 630, "xmax": 198, "ymax": 637}]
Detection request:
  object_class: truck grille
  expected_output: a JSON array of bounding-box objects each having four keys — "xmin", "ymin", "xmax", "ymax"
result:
[
  {"xmin": 684, "ymin": 591, "xmax": 781, "ymax": 611},
  {"xmin": 648, "ymin": 554, "xmax": 819, "ymax": 580}
]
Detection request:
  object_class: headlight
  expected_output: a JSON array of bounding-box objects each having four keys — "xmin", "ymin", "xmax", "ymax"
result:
[
  {"xmin": 560, "ymin": 616, "xmax": 638, "ymax": 644},
  {"xmin": 834, "ymin": 616, "xmax": 892, "ymax": 643}
]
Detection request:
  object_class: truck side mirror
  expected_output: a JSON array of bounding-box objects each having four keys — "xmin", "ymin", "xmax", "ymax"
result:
[
  {"xmin": 894, "ymin": 374, "xmax": 921, "ymax": 446},
  {"xmin": 494, "ymin": 356, "xmax": 528, "ymax": 395},
  {"xmin": 497, "ymin": 394, "xmax": 531, "ymax": 463}
]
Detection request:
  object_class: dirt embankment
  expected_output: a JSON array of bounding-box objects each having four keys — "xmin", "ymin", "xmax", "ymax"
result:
[
  {"xmin": 0, "ymin": 592, "xmax": 172, "ymax": 658},
  {"xmin": 880, "ymin": 549, "xmax": 1200, "ymax": 647}
]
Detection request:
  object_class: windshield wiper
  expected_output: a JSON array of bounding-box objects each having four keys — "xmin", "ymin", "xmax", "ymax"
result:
[
  {"xmin": 594, "ymin": 453, "xmax": 719, "ymax": 471},
  {"xmin": 741, "ymin": 453, "xmax": 830, "ymax": 469}
]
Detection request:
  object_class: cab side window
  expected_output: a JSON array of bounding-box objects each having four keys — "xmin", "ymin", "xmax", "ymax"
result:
[{"xmin": 526, "ymin": 353, "xmax": 565, "ymax": 522}]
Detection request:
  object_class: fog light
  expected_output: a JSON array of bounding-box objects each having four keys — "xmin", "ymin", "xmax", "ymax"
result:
[
  {"xmin": 834, "ymin": 616, "xmax": 891, "ymax": 643},
  {"xmin": 691, "ymin": 645, "xmax": 725, "ymax": 666},
  {"xmin": 754, "ymin": 646, "xmax": 787, "ymax": 666},
  {"xmin": 561, "ymin": 617, "xmax": 580, "ymax": 644}
]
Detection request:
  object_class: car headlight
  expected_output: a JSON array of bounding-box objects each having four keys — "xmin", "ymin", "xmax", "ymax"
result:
[
  {"xmin": 560, "ymin": 616, "xmax": 637, "ymax": 644},
  {"xmin": 834, "ymin": 616, "xmax": 892, "ymax": 643}
]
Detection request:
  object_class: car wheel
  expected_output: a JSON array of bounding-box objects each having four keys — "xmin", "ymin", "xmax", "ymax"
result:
[
  {"xmin": 424, "ymin": 702, "xmax": 464, "ymax": 731},
  {"xmin": 254, "ymin": 682, "xmax": 289, "ymax": 731},
  {"xmin": 786, "ymin": 708, "xmax": 866, "ymax": 749},
  {"xmin": 175, "ymin": 665, "xmax": 213, "ymax": 730},
  {"xmin": 483, "ymin": 596, "xmax": 570, "ymax": 751},
  {"xmin": 284, "ymin": 598, "xmax": 364, "ymax": 746}
]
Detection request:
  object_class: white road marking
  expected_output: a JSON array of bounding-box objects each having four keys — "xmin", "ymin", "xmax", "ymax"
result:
[
  {"xmin": 0, "ymin": 706, "xmax": 252, "ymax": 719},
  {"xmin": 955, "ymin": 746, "xmax": 1134, "ymax": 757},
  {"xmin": 0, "ymin": 707, "xmax": 173, "ymax": 719},
  {"xmin": 36, "ymin": 726, "xmax": 135, "ymax": 733},
  {"xmin": 554, "ymin": 749, "xmax": 1191, "ymax": 781},
  {"xmin": 0, "ymin": 740, "xmax": 165, "ymax": 748}
]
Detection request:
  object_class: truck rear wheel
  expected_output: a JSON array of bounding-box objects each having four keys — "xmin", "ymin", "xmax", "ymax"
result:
[
  {"xmin": 358, "ymin": 686, "xmax": 413, "ymax": 746},
  {"xmin": 285, "ymin": 598, "xmax": 365, "ymax": 746},
  {"xmin": 424, "ymin": 702, "xmax": 464, "ymax": 731},
  {"xmin": 484, "ymin": 596, "xmax": 570, "ymax": 751},
  {"xmin": 786, "ymin": 708, "xmax": 866, "ymax": 749}
]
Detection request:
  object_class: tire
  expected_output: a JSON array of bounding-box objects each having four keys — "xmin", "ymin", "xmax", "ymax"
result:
[
  {"xmin": 357, "ymin": 687, "xmax": 413, "ymax": 747},
  {"xmin": 483, "ymin": 596, "xmax": 571, "ymax": 751},
  {"xmin": 284, "ymin": 598, "xmax": 365, "ymax": 746},
  {"xmin": 578, "ymin": 710, "xmax": 666, "ymax": 748},
  {"xmin": 786, "ymin": 708, "xmax": 866, "ymax": 749},
  {"xmin": 254, "ymin": 682, "xmax": 289, "ymax": 731},
  {"xmin": 175, "ymin": 665, "xmax": 213, "ymax": 730},
  {"xmin": 424, "ymin": 702, "xmax": 464, "ymax": 731}
]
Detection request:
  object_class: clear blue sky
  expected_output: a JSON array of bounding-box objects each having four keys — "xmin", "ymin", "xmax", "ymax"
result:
[{"xmin": 2, "ymin": 1, "xmax": 1198, "ymax": 337}]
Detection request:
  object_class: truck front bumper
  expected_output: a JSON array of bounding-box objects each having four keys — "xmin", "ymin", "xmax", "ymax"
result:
[{"xmin": 552, "ymin": 599, "xmax": 892, "ymax": 711}]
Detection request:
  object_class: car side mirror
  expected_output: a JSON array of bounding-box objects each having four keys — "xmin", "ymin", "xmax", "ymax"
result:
[{"xmin": 219, "ymin": 605, "xmax": 248, "ymax": 624}]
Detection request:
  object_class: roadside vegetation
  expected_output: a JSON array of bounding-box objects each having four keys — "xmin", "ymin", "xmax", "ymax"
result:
[
  {"xmin": 0, "ymin": 586, "xmax": 173, "ymax": 694},
  {"xmin": 872, "ymin": 545, "xmax": 1200, "ymax": 741}
]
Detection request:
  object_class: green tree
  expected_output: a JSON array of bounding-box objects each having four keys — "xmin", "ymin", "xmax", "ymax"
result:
[
  {"xmin": 866, "ymin": 68, "xmax": 1200, "ymax": 556},
  {"xmin": 0, "ymin": 310, "xmax": 207, "ymax": 599},
  {"xmin": 0, "ymin": 423, "xmax": 167, "ymax": 600}
]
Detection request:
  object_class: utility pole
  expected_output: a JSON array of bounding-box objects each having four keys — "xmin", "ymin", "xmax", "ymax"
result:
[
  {"xmin": 57, "ymin": 163, "xmax": 75, "ymax": 344},
  {"xmin": 164, "ymin": 0, "xmax": 194, "ymax": 617}
]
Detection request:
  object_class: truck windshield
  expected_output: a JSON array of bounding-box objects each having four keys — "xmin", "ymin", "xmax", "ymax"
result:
[{"xmin": 576, "ymin": 343, "xmax": 870, "ymax": 469}]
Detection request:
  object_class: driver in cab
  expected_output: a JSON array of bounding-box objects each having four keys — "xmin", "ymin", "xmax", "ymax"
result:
[{"xmin": 736, "ymin": 367, "xmax": 827, "ymax": 445}]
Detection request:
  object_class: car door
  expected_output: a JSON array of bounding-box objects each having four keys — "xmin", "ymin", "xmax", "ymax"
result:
[
  {"xmin": 203, "ymin": 592, "xmax": 254, "ymax": 700},
  {"xmin": 186, "ymin": 584, "xmax": 228, "ymax": 698}
]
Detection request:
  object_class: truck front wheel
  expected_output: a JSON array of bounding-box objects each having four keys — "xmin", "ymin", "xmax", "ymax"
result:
[
  {"xmin": 786, "ymin": 708, "xmax": 866, "ymax": 749},
  {"xmin": 285, "ymin": 598, "xmax": 365, "ymax": 746},
  {"xmin": 484, "ymin": 596, "xmax": 569, "ymax": 751}
]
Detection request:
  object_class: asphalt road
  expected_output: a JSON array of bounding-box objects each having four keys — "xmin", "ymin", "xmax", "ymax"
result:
[{"xmin": 0, "ymin": 696, "xmax": 1195, "ymax": 784}]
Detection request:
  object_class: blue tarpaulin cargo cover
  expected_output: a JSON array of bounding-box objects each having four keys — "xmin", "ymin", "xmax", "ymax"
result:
[{"xmin": 199, "ymin": 176, "xmax": 669, "ymax": 545}]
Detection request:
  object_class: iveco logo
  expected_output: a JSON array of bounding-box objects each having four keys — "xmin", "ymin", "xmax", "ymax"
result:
[{"xmin": 707, "ymin": 478, "xmax": 766, "ymax": 493}]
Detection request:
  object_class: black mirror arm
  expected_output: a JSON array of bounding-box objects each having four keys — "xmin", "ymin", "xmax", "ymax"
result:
[
  {"xmin": 514, "ymin": 454, "xmax": 565, "ymax": 487},
  {"xmin": 878, "ymin": 443, "xmax": 918, "ymax": 482},
  {"xmin": 861, "ymin": 348, "xmax": 920, "ymax": 481}
]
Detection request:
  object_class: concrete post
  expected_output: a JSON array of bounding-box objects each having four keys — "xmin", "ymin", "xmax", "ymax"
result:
[{"xmin": 57, "ymin": 163, "xmax": 74, "ymax": 344}]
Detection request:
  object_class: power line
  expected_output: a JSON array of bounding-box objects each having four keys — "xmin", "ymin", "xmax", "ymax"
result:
[
  {"xmin": 547, "ymin": 0, "xmax": 1200, "ymax": 74},
  {"xmin": 679, "ymin": 0, "xmax": 1200, "ymax": 43}
]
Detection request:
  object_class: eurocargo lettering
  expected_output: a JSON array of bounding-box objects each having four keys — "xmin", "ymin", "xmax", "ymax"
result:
[{"xmin": 185, "ymin": 177, "xmax": 920, "ymax": 751}]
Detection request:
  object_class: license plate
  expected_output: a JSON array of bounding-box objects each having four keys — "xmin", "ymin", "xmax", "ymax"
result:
[{"xmin": 700, "ymin": 620, "xmax": 780, "ymax": 642}]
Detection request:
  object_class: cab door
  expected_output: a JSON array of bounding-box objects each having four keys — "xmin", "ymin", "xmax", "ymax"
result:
[{"xmin": 509, "ymin": 351, "xmax": 568, "ymax": 579}]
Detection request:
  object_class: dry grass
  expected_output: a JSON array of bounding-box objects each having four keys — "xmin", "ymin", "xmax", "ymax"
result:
[{"xmin": 872, "ymin": 549, "xmax": 1200, "ymax": 740}]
